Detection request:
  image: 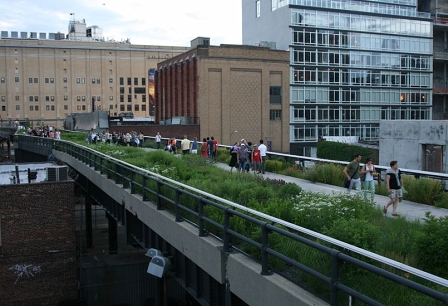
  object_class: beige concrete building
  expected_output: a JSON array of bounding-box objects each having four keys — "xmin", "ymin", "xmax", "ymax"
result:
[
  {"xmin": 0, "ymin": 38, "xmax": 190, "ymax": 127},
  {"xmin": 155, "ymin": 43, "xmax": 290, "ymax": 152}
]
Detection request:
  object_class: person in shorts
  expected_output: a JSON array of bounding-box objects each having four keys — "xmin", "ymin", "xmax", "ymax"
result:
[{"xmin": 383, "ymin": 160, "xmax": 404, "ymax": 216}]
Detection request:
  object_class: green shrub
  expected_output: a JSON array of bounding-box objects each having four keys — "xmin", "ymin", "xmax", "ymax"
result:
[
  {"xmin": 266, "ymin": 160, "xmax": 284, "ymax": 173},
  {"xmin": 317, "ymin": 141, "xmax": 375, "ymax": 162},
  {"xmin": 414, "ymin": 213, "xmax": 448, "ymax": 279},
  {"xmin": 322, "ymin": 218, "xmax": 380, "ymax": 250},
  {"xmin": 403, "ymin": 176, "xmax": 445, "ymax": 205},
  {"xmin": 302, "ymin": 163, "xmax": 345, "ymax": 186}
]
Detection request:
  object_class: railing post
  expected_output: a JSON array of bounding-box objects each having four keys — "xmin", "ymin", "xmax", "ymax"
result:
[
  {"xmin": 330, "ymin": 249, "xmax": 341, "ymax": 306},
  {"xmin": 223, "ymin": 209, "xmax": 231, "ymax": 252},
  {"xmin": 198, "ymin": 197, "xmax": 206, "ymax": 237},
  {"xmin": 174, "ymin": 189, "xmax": 181, "ymax": 221},
  {"xmin": 261, "ymin": 223, "xmax": 272, "ymax": 275},
  {"xmin": 156, "ymin": 180, "xmax": 163, "ymax": 210},
  {"xmin": 130, "ymin": 171, "xmax": 135, "ymax": 194},
  {"xmin": 142, "ymin": 176, "xmax": 147, "ymax": 201}
]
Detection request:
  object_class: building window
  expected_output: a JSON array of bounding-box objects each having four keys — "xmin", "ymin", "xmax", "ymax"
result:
[
  {"xmin": 120, "ymin": 95, "xmax": 124, "ymax": 102},
  {"xmin": 29, "ymin": 78, "xmax": 33, "ymax": 83},
  {"xmin": 82, "ymin": 96, "xmax": 86, "ymax": 101},
  {"xmin": 1, "ymin": 96, "xmax": 5, "ymax": 102},
  {"xmin": 120, "ymin": 105, "xmax": 125, "ymax": 111},
  {"xmin": 46, "ymin": 96, "xmax": 50, "ymax": 101},
  {"xmin": 127, "ymin": 104, "xmax": 132, "ymax": 111},
  {"xmin": 256, "ymin": 0, "xmax": 261, "ymax": 17},
  {"xmin": 270, "ymin": 110, "xmax": 282, "ymax": 120},
  {"xmin": 134, "ymin": 77, "xmax": 138, "ymax": 85},
  {"xmin": 35, "ymin": 105, "xmax": 39, "ymax": 111},
  {"xmin": 14, "ymin": 77, "xmax": 19, "ymax": 82},
  {"xmin": 51, "ymin": 105, "xmax": 55, "ymax": 111},
  {"xmin": 34, "ymin": 96, "xmax": 38, "ymax": 102},
  {"xmin": 134, "ymin": 104, "xmax": 139, "ymax": 111},
  {"xmin": 81, "ymin": 78, "xmax": 85, "ymax": 84},
  {"xmin": 51, "ymin": 96, "xmax": 54, "ymax": 101},
  {"xmin": 97, "ymin": 96, "xmax": 101, "ymax": 101},
  {"xmin": 128, "ymin": 95, "xmax": 132, "ymax": 102},
  {"xmin": 77, "ymin": 96, "xmax": 81, "ymax": 101},
  {"xmin": 82, "ymin": 105, "xmax": 86, "ymax": 110},
  {"xmin": 119, "ymin": 77, "xmax": 124, "ymax": 85},
  {"xmin": 0, "ymin": 77, "xmax": 5, "ymax": 83},
  {"xmin": 270, "ymin": 86, "xmax": 282, "ymax": 104},
  {"xmin": 92, "ymin": 78, "xmax": 96, "ymax": 84},
  {"xmin": 15, "ymin": 95, "xmax": 19, "ymax": 101},
  {"xmin": 97, "ymin": 105, "xmax": 101, "ymax": 110},
  {"xmin": 76, "ymin": 78, "xmax": 80, "ymax": 84},
  {"xmin": 30, "ymin": 105, "xmax": 34, "ymax": 111},
  {"xmin": 109, "ymin": 96, "xmax": 114, "ymax": 101},
  {"xmin": 142, "ymin": 94, "xmax": 146, "ymax": 102},
  {"xmin": 120, "ymin": 87, "xmax": 125, "ymax": 94},
  {"xmin": 109, "ymin": 78, "xmax": 113, "ymax": 83},
  {"xmin": 64, "ymin": 95, "xmax": 68, "ymax": 101},
  {"xmin": 1, "ymin": 106, "xmax": 5, "ymax": 111},
  {"xmin": 50, "ymin": 78, "xmax": 54, "ymax": 83},
  {"xmin": 127, "ymin": 77, "xmax": 131, "ymax": 85},
  {"xmin": 142, "ymin": 78, "xmax": 146, "ymax": 86},
  {"xmin": 45, "ymin": 78, "xmax": 49, "ymax": 83},
  {"xmin": 15, "ymin": 105, "xmax": 20, "ymax": 110},
  {"xmin": 142, "ymin": 104, "xmax": 146, "ymax": 111},
  {"xmin": 109, "ymin": 104, "xmax": 114, "ymax": 109},
  {"xmin": 64, "ymin": 105, "xmax": 68, "ymax": 110},
  {"xmin": 63, "ymin": 77, "xmax": 67, "ymax": 83},
  {"xmin": 46, "ymin": 105, "xmax": 50, "ymax": 111},
  {"xmin": 77, "ymin": 105, "xmax": 81, "ymax": 110},
  {"xmin": 29, "ymin": 96, "xmax": 33, "ymax": 102},
  {"xmin": 34, "ymin": 78, "xmax": 38, "ymax": 83},
  {"xmin": 97, "ymin": 78, "xmax": 101, "ymax": 84}
]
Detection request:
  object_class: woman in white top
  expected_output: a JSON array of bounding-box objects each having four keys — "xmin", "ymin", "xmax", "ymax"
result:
[{"xmin": 361, "ymin": 158, "xmax": 377, "ymax": 202}]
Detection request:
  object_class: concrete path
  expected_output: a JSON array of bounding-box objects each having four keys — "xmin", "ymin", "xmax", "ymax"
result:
[{"xmin": 213, "ymin": 162, "xmax": 448, "ymax": 222}]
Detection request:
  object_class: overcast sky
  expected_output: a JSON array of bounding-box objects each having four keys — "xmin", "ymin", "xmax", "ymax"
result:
[{"xmin": 0, "ymin": 0, "xmax": 243, "ymax": 47}]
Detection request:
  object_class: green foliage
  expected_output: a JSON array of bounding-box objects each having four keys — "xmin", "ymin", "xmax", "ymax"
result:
[
  {"xmin": 265, "ymin": 159, "xmax": 284, "ymax": 173},
  {"xmin": 402, "ymin": 176, "xmax": 445, "ymax": 205},
  {"xmin": 414, "ymin": 213, "xmax": 448, "ymax": 279},
  {"xmin": 322, "ymin": 218, "xmax": 380, "ymax": 250},
  {"xmin": 317, "ymin": 141, "xmax": 375, "ymax": 162},
  {"xmin": 302, "ymin": 163, "xmax": 345, "ymax": 185},
  {"xmin": 434, "ymin": 192, "xmax": 448, "ymax": 209}
]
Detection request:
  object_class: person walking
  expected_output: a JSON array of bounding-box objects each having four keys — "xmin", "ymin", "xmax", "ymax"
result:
[
  {"xmin": 343, "ymin": 153, "xmax": 362, "ymax": 195},
  {"xmin": 258, "ymin": 139, "xmax": 267, "ymax": 174},
  {"xmin": 191, "ymin": 137, "xmax": 198, "ymax": 154},
  {"xmin": 181, "ymin": 135, "xmax": 191, "ymax": 155},
  {"xmin": 237, "ymin": 143, "xmax": 248, "ymax": 172},
  {"xmin": 229, "ymin": 142, "xmax": 239, "ymax": 173},
  {"xmin": 384, "ymin": 160, "xmax": 404, "ymax": 216},
  {"xmin": 155, "ymin": 132, "xmax": 162, "ymax": 149},
  {"xmin": 361, "ymin": 158, "xmax": 377, "ymax": 202},
  {"xmin": 201, "ymin": 138, "xmax": 208, "ymax": 158},
  {"xmin": 138, "ymin": 131, "xmax": 144, "ymax": 147},
  {"xmin": 252, "ymin": 144, "xmax": 261, "ymax": 174}
]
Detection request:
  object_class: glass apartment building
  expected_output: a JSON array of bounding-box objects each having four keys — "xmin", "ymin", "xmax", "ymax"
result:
[{"xmin": 243, "ymin": 0, "xmax": 433, "ymax": 156}]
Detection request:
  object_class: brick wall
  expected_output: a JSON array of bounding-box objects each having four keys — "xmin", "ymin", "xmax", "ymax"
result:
[{"xmin": 0, "ymin": 181, "xmax": 77, "ymax": 305}]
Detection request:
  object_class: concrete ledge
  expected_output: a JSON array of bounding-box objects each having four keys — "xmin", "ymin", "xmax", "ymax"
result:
[{"xmin": 227, "ymin": 253, "xmax": 328, "ymax": 306}]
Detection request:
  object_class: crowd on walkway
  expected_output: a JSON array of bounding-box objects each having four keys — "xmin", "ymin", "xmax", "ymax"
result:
[
  {"xmin": 27, "ymin": 125, "xmax": 61, "ymax": 140},
  {"xmin": 85, "ymin": 129, "xmax": 145, "ymax": 147}
]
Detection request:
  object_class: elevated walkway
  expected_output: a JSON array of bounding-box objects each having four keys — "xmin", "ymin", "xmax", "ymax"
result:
[{"xmin": 214, "ymin": 162, "xmax": 448, "ymax": 221}]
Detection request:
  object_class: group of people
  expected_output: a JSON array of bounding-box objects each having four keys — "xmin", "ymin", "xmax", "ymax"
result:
[
  {"xmin": 344, "ymin": 154, "xmax": 404, "ymax": 216},
  {"xmin": 163, "ymin": 134, "xmax": 199, "ymax": 155},
  {"xmin": 86, "ymin": 129, "xmax": 145, "ymax": 147},
  {"xmin": 27, "ymin": 125, "xmax": 61, "ymax": 140},
  {"xmin": 228, "ymin": 139, "xmax": 267, "ymax": 174}
]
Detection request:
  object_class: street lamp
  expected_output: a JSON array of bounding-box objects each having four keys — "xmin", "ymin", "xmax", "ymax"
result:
[{"xmin": 230, "ymin": 130, "xmax": 238, "ymax": 144}]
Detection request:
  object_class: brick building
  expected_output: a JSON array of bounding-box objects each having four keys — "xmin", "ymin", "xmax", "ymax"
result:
[
  {"xmin": 0, "ymin": 176, "xmax": 77, "ymax": 305},
  {"xmin": 155, "ymin": 40, "xmax": 290, "ymax": 152},
  {"xmin": 0, "ymin": 36, "xmax": 189, "ymax": 128}
]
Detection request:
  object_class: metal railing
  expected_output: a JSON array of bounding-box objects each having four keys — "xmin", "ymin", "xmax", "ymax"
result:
[{"xmin": 17, "ymin": 135, "xmax": 448, "ymax": 305}]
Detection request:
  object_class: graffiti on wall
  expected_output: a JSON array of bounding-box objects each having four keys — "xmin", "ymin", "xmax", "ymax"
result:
[{"xmin": 9, "ymin": 264, "xmax": 42, "ymax": 284}]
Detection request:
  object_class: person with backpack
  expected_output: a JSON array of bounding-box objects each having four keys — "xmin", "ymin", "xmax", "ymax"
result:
[{"xmin": 237, "ymin": 143, "xmax": 248, "ymax": 172}]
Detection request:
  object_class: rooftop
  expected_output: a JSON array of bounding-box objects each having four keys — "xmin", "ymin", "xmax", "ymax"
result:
[{"xmin": 0, "ymin": 162, "xmax": 62, "ymax": 185}]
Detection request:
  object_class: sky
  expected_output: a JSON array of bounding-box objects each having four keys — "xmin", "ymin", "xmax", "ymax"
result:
[{"xmin": 0, "ymin": 0, "xmax": 243, "ymax": 47}]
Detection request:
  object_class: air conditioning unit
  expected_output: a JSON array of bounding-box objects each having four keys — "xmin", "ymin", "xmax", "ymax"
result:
[{"xmin": 46, "ymin": 166, "xmax": 68, "ymax": 181}]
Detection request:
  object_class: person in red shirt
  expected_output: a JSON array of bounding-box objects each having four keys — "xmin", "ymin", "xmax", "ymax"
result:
[
  {"xmin": 252, "ymin": 144, "xmax": 261, "ymax": 174},
  {"xmin": 201, "ymin": 138, "xmax": 208, "ymax": 158},
  {"xmin": 211, "ymin": 136, "xmax": 218, "ymax": 162}
]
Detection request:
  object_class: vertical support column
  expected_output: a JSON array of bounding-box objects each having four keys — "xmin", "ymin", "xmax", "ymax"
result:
[
  {"xmin": 107, "ymin": 214, "xmax": 118, "ymax": 254},
  {"xmin": 85, "ymin": 196, "xmax": 93, "ymax": 248}
]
